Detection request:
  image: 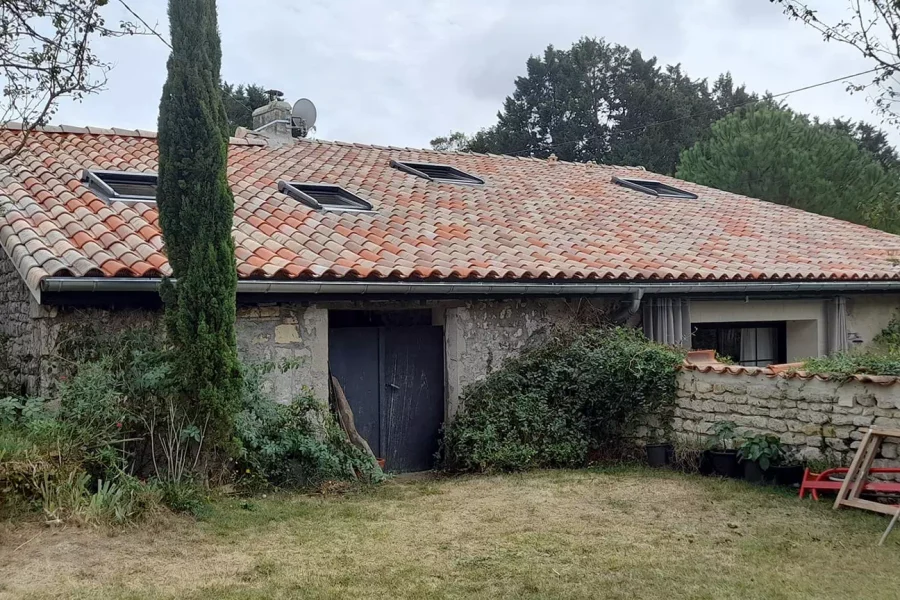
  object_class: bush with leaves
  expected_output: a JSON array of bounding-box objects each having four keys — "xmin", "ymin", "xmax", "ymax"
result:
[
  {"xmin": 802, "ymin": 350, "xmax": 900, "ymax": 379},
  {"xmin": 0, "ymin": 394, "xmax": 162, "ymax": 525},
  {"xmin": 441, "ymin": 327, "xmax": 684, "ymax": 472},
  {"xmin": 798, "ymin": 315, "xmax": 900, "ymax": 379},
  {"xmin": 234, "ymin": 364, "xmax": 382, "ymax": 489}
]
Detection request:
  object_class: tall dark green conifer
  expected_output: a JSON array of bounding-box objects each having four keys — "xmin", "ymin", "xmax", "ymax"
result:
[{"xmin": 156, "ymin": 0, "xmax": 241, "ymax": 444}]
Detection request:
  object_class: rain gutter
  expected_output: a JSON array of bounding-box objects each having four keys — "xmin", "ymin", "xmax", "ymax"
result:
[{"xmin": 39, "ymin": 277, "xmax": 900, "ymax": 297}]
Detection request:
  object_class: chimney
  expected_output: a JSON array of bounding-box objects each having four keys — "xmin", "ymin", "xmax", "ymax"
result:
[{"xmin": 251, "ymin": 89, "xmax": 293, "ymax": 144}]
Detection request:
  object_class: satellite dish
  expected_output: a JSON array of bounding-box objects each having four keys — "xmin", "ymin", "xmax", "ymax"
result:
[{"xmin": 292, "ymin": 98, "xmax": 317, "ymax": 130}]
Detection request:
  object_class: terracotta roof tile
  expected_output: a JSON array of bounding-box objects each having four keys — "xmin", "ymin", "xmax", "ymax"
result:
[
  {"xmin": 683, "ymin": 351, "xmax": 900, "ymax": 386},
  {"xmin": 2, "ymin": 127, "xmax": 900, "ymax": 295}
]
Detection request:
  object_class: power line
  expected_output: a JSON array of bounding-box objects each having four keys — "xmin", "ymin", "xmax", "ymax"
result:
[
  {"xmin": 506, "ymin": 64, "xmax": 890, "ymax": 157},
  {"xmin": 118, "ymin": 0, "xmax": 172, "ymax": 50}
]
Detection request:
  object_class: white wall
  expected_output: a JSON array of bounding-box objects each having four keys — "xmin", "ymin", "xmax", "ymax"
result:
[
  {"xmin": 690, "ymin": 298, "xmax": 826, "ymax": 360},
  {"xmin": 690, "ymin": 295, "xmax": 900, "ymax": 361},
  {"xmin": 846, "ymin": 296, "xmax": 900, "ymax": 347}
]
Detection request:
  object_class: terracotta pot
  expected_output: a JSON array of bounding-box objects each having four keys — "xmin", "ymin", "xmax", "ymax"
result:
[{"xmin": 376, "ymin": 458, "xmax": 386, "ymax": 470}]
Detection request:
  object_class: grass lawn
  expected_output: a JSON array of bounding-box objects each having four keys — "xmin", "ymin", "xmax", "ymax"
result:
[{"xmin": 1, "ymin": 467, "xmax": 899, "ymax": 599}]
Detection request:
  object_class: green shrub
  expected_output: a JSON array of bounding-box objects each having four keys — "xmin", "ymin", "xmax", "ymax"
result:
[
  {"xmin": 0, "ymin": 418, "xmax": 162, "ymax": 525},
  {"xmin": 3, "ymin": 327, "xmax": 384, "ymax": 521},
  {"xmin": 234, "ymin": 364, "xmax": 382, "ymax": 489},
  {"xmin": 441, "ymin": 327, "xmax": 684, "ymax": 472},
  {"xmin": 802, "ymin": 349, "xmax": 900, "ymax": 378},
  {"xmin": 875, "ymin": 311, "xmax": 900, "ymax": 349},
  {"xmin": 156, "ymin": 479, "xmax": 209, "ymax": 517}
]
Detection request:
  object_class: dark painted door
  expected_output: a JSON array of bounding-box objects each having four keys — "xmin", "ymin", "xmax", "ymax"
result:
[
  {"xmin": 329, "ymin": 325, "xmax": 444, "ymax": 472},
  {"xmin": 328, "ymin": 328, "xmax": 382, "ymax": 457},
  {"xmin": 382, "ymin": 327, "xmax": 444, "ymax": 472}
]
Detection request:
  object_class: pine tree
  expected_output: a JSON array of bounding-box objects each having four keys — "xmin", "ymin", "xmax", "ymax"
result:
[
  {"xmin": 156, "ymin": 0, "xmax": 242, "ymax": 445},
  {"xmin": 442, "ymin": 38, "xmax": 759, "ymax": 175},
  {"xmin": 676, "ymin": 106, "xmax": 900, "ymax": 233}
]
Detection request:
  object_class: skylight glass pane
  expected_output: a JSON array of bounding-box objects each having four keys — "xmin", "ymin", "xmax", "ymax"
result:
[
  {"xmin": 612, "ymin": 176, "xmax": 697, "ymax": 199},
  {"xmin": 82, "ymin": 169, "xmax": 158, "ymax": 203},
  {"xmin": 278, "ymin": 181, "xmax": 373, "ymax": 211},
  {"xmin": 392, "ymin": 160, "xmax": 484, "ymax": 185}
]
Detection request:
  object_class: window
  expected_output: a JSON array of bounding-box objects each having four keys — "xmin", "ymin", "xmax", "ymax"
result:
[
  {"xmin": 81, "ymin": 169, "xmax": 157, "ymax": 203},
  {"xmin": 612, "ymin": 176, "xmax": 698, "ymax": 199},
  {"xmin": 390, "ymin": 160, "xmax": 484, "ymax": 185},
  {"xmin": 692, "ymin": 322, "xmax": 786, "ymax": 367},
  {"xmin": 278, "ymin": 181, "xmax": 373, "ymax": 212}
]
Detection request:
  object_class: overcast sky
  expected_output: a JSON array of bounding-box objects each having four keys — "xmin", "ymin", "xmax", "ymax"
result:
[{"xmin": 52, "ymin": 0, "xmax": 895, "ymax": 148}]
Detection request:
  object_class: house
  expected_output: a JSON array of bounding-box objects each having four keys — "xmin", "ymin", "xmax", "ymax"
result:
[{"xmin": 2, "ymin": 100, "xmax": 900, "ymax": 471}]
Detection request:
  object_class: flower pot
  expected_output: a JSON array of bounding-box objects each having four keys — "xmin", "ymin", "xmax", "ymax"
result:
[
  {"xmin": 769, "ymin": 464, "xmax": 804, "ymax": 486},
  {"xmin": 699, "ymin": 450, "xmax": 714, "ymax": 476},
  {"xmin": 709, "ymin": 450, "xmax": 739, "ymax": 478},
  {"xmin": 646, "ymin": 443, "xmax": 673, "ymax": 468},
  {"xmin": 742, "ymin": 459, "xmax": 768, "ymax": 484},
  {"xmin": 377, "ymin": 458, "xmax": 386, "ymax": 470}
]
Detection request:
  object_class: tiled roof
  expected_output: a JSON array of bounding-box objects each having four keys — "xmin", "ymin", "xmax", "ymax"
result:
[
  {"xmin": 683, "ymin": 351, "xmax": 900, "ymax": 386},
  {"xmin": 3, "ymin": 125, "xmax": 900, "ymax": 296}
]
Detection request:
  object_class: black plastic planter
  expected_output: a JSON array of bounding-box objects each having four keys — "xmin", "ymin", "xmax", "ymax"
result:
[
  {"xmin": 646, "ymin": 443, "xmax": 673, "ymax": 468},
  {"xmin": 699, "ymin": 451, "xmax": 714, "ymax": 476},
  {"xmin": 709, "ymin": 450, "xmax": 740, "ymax": 478},
  {"xmin": 770, "ymin": 464, "xmax": 804, "ymax": 486},
  {"xmin": 742, "ymin": 459, "xmax": 767, "ymax": 483}
]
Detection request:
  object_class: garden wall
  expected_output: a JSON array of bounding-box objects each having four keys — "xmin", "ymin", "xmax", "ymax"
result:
[{"xmin": 675, "ymin": 361, "xmax": 900, "ymax": 467}]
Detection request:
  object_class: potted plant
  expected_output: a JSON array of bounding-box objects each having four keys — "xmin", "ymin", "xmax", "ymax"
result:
[
  {"xmin": 768, "ymin": 450, "xmax": 805, "ymax": 486},
  {"xmin": 737, "ymin": 434, "xmax": 784, "ymax": 483},
  {"xmin": 707, "ymin": 421, "xmax": 740, "ymax": 478},
  {"xmin": 645, "ymin": 434, "xmax": 673, "ymax": 468}
]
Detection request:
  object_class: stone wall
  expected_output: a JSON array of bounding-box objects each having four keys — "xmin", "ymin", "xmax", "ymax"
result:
[
  {"xmin": 444, "ymin": 298, "xmax": 609, "ymax": 419},
  {"xmin": 235, "ymin": 304, "xmax": 328, "ymax": 404},
  {"xmin": 675, "ymin": 368, "xmax": 900, "ymax": 466},
  {"xmin": 1, "ymin": 244, "xmax": 329, "ymax": 403},
  {"xmin": 0, "ymin": 248, "xmax": 39, "ymax": 394}
]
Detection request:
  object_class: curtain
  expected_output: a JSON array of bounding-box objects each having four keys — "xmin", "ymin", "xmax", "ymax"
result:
[
  {"xmin": 740, "ymin": 328, "xmax": 757, "ymax": 364},
  {"xmin": 826, "ymin": 296, "xmax": 848, "ymax": 355},
  {"xmin": 740, "ymin": 327, "xmax": 776, "ymax": 366},
  {"xmin": 642, "ymin": 298, "xmax": 691, "ymax": 348}
]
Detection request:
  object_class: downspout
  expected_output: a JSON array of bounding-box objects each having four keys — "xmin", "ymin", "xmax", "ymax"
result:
[{"xmin": 612, "ymin": 289, "xmax": 644, "ymax": 323}]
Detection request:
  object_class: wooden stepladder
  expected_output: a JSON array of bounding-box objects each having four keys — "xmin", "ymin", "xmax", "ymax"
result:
[
  {"xmin": 833, "ymin": 427, "xmax": 900, "ymax": 516},
  {"xmin": 834, "ymin": 427, "xmax": 900, "ymax": 545}
]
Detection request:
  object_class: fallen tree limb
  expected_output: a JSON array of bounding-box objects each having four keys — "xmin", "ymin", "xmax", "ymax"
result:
[{"xmin": 330, "ymin": 374, "xmax": 377, "ymax": 462}]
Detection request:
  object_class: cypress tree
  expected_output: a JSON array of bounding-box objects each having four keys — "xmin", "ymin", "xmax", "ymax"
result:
[{"xmin": 156, "ymin": 0, "xmax": 241, "ymax": 445}]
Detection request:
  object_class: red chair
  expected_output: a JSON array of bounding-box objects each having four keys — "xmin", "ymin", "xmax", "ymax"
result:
[{"xmin": 799, "ymin": 467, "xmax": 900, "ymax": 501}]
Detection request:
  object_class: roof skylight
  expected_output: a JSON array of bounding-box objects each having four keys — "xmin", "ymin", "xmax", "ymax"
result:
[
  {"xmin": 612, "ymin": 176, "xmax": 698, "ymax": 199},
  {"xmin": 278, "ymin": 181, "xmax": 373, "ymax": 212},
  {"xmin": 391, "ymin": 160, "xmax": 484, "ymax": 185},
  {"xmin": 81, "ymin": 169, "xmax": 157, "ymax": 203}
]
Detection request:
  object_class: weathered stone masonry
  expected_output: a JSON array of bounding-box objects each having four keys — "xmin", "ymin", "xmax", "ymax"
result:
[
  {"xmin": 675, "ymin": 368, "xmax": 900, "ymax": 467},
  {"xmin": 0, "ymin": 249, "xmax": 39, "ymax": 394},
  {"xmin": 2, "ymin": 252, "xmax": 601, "ymax": 417}
]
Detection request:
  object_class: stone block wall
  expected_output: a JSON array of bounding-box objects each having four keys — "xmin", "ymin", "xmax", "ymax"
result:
[
  {"xmin": 0, "ymin": 249, "xmax": 39, "ymax": 394},
  {"xmin": 235, "ymin": 304, "xmax": 328, "ymax": 404},
  {"xmin": 444, "ymin": 298, "xmax": 609, "ymax": 419},
  {"xmin": 675, "ymin": 368, "xmax": 900, "ymax": 466}
]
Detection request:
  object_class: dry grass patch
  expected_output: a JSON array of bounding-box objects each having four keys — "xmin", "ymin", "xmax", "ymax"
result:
[{"xmin": 1, "ymin": 467, "xmax": 898, "ymax": 599}]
